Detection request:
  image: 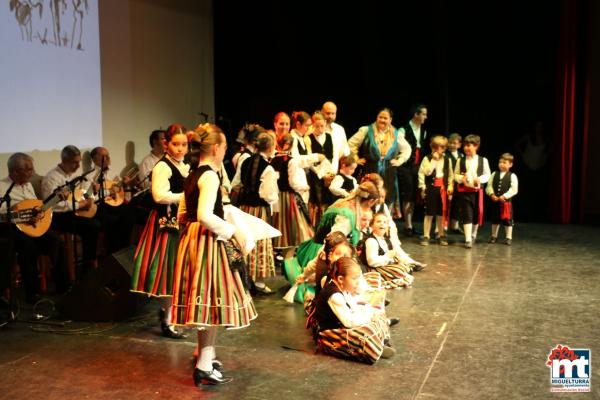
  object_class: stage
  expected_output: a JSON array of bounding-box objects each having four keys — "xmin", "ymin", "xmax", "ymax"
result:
[{"xmin": 1, "ymin": 223, "xmax": 599, "ymax": 399}]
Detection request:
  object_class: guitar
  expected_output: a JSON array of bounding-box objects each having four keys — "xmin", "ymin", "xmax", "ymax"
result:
[
  {"xmin": 0, "ymin": 191, "xmax": 65, "ymax": 237},
  {"xmin": 69, "ymin": 186, "xmax": 98, "ymax": 218},
  {"xmin": 102, "ymin": 179, "xmax": 126, "ymax": 207}
]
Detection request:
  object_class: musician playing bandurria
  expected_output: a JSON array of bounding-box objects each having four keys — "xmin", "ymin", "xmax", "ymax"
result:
[
  {"xmin": 41, "ymin": 145, "xmax": 101, "ymax": 276},
  {"xmin": 0, "ymin": 153, "xmax": 69, "ymax": 302}
]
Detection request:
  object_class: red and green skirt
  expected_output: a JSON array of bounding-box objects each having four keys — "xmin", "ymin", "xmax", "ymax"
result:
[
  {"xmin": 171, "ymin": 222, "xmax": 257, "ymax": 329},
  {"xmin": 131, "ymin": 210, "xmax": 179, "ymax": 297},
  {"xmin": 239, "ymin": 205, "xmax": 275, "ymax": 282},
  {"xmin": 272, "ymin": 192, "xmax": 314, "ymax": 248}
]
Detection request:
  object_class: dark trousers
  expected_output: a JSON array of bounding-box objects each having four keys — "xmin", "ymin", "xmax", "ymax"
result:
[
  {"xmin": 459, "ymin": 191, "xmax": 481, "ymax": 225},
  {"xmin": 51, "ymin": 212, "xmax": 101, "ymax": 273},
  {"xmin": 0, "ymin": 225, "xmax": 69, "ymax": 296}
]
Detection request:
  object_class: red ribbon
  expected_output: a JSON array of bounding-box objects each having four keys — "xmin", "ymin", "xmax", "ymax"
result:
[
  {"xmin": 500, "ymin": 201, "xmax": 511, "ymax": 220},
  {"xmin": 433, "ymin": 177, "xmax": 448, "ymax": 225},
  {"xmin": 477, "ymin": 189, "xmax": 484, "ymax": 225},
  {"xmin": 414, "ymin": 147, "xmax": 421, "ymax": 165}
]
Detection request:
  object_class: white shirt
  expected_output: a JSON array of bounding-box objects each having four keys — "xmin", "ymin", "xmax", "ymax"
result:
[
  {"xmin": 454, "ymin": 155, "xmax": 491, "ymax": 188},
  {"xmin": 329, "ymin": 173, "xmax": 357, "ymax": 198},
  {"xmin": 330, "ymin": 121, "xmax": 351, "ymax": 159},
  {"xmin": 305, "ymin": 132, "xmax": 338, "ymax": 174},
  {"xmin": 257, "ymin": 154, "xmax": 280, "ymax": 213},
  {"xmin": 151, "ymin": 156, "xmax": 190, "ymax": 205},
  {"xmin": 41, "ymin": 165, "xmax": 92, "ymax": 212},
  {"xmin": 177, "ymin": 163, "xmax": 235, "ymax": 241},
  {"xmin": 398, "ymin": 120, "xmax": 423, "ymax": 148},
  {"xmin": 418, "ymin": 156, "xmax": 454, "ymax": 191},
  {"xmin": 485, "ymin": 171, "xmax": 519, "ymax": 200},
  {"xmin": 231, "ymin": 145, "xmax": 255, "ymax": 188},
  {"xmin": 138, "ymin": 152, "xmax": 162, "ymax": 189},
  {"xmin": 288, "ymin": 157, "xmax": 311, "ymax": 204},
  {"xmin": 328, "ymin": 286, "xmax": 374, "ymax": 328},
  {"xmin": 0, "ymin": 177, "xmax": 37, "ymax": 212},
  {"xmin": 348, "ymin": 125, "xmax": 412, "ymax": 165}
]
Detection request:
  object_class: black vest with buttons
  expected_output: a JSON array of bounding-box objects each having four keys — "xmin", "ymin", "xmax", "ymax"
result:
[
  {"xmin": 491, "ymin": 171, "xmax": 512, "ymax": 199},
  {"xmin": 423, "ymin": 154, "xmax": 452, "ymax": 188}
]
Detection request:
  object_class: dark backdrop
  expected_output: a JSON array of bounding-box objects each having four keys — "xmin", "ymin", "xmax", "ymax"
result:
[{"xmin": 213, "ymin": 1, "xmax": 560, "ymax": 222}]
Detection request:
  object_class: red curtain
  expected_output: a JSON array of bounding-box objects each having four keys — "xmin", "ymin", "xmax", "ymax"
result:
[{"xmin": 553, "ymin": 0, "xmax": 590, "ymax": 223}]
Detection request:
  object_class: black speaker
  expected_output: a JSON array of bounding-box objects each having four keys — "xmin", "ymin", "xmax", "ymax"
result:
[{"xmin": 60, "ymin": 246, "xmax": 142, "ymax": 322}]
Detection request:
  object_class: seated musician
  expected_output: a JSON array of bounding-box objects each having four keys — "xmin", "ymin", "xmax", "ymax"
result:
[
  {"xmin": 0, "ymin": 153, "xmax": 69, "ymax": 302},
  {"xmin": 41, "ymin": 145, "xmax": 101, "ymax": 276},
  {"xmin": 138, "ymin": 129, "xmax": 166, "ymax": 190},
  {"xmin": 89, "ymin": 146, "xmax": 135, "ymax": 252}
]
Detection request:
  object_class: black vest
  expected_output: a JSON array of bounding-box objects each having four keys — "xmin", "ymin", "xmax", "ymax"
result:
[
  {"xmin": 423, "ymin": 154, "xmax": 452, "ymax": 188},
  {"xmin": 314, "ymin": 280, "xmax": 346, "ymax": 331},
  {"xmin": 359, "ymin": 234, "xmax": 393, "ymax": 267},
  {"xmin": 403, "ymin": 123, "xmax": 427, "ymax": 164},
  {"xmin": 309, "ymin": 133, "xmax": 334, "ymax": 161},
  {"xmin": 154, "ymin": 156, "xmax": 185, "ymax": 216},
  {"xmin": 183, "ymin": 165, "xmax": 223, "ymax": 222},
  {"xmin": 239, "ymin": 154, "xmax": 270, "ymax": 207},
  {"xmin": 458, "ymin": 155, "xmax": 484, "ymax": 176},
  {"xmin": 338, "ymin": 174, "xmax": 356, "ymax": 193},
  {"xmin": 295, "ymin": 136, "xmax": 308, "ymax": 156},
  {"xmin": 270, "ymin": 153, "xmax": 292, "ymax": 192},
  {"xmin": 445, "ymin": 150, "xmax": 463, "ymax": 169},
  {"xmin": 491, "ymin": 171, "xmax": 512, "ymax": 199}
]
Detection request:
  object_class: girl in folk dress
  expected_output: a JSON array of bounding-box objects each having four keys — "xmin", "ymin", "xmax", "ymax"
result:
[
  {"xmin": 237, "ymin": 132, "xmax": 278, "ymax": 293},
  {"xmin": 171, "ymin": 125, "xmax": 257, "ymax": 387},
  {"xmin": 363, "ymin": 213, "xmax": 415, "ymax": 289},
  {"xmin": 312, "ymin": 257, "xmax": 394, "ymax": 364},
  {"xmin": 131, "ymin": 123, "xmax": 189, "ymax": 338}
]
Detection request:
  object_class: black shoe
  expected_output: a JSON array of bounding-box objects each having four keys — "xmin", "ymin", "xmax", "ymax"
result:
[
  {"xmin": 411, "ymin": 263, "xmax": 426, "ymax": 272},
  {"xmin": 404, "ymin": 227, "xmax": 414, "ymax": 237},
  {"xmin": 193, "ymin": 368, "xmax": 233, "ymax": 386},
  {"xmin": 212, "ymin": 359, "xmax": 223, "ymax": 371},
  {"xmin": 161, "ymin": 322, "xmax": 186, "ymax": 339},
  {"xmin": 388, "ymin": 318, "xmax": 400, "ymax": 327},
  {"xmin": 488, "ymin": 236, "xmax": 497, "ymax": 244},
  {"xmin": 504, "ymin": 238, "xmax": 512, "ymax": 246}
]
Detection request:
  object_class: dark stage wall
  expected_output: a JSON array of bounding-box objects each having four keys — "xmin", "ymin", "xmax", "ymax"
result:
[{"xmin": 213, "ymin": 1, "xmax": 599, "ymax": 224}]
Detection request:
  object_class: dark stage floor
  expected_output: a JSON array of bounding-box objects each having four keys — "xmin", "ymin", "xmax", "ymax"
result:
[{"xmin": 1, "ymin": 223, "xmax": 599, "ymax": 399}]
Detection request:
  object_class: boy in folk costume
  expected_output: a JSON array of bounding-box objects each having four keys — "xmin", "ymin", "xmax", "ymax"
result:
[
  {"xmin": 445, "ymin": 133, "xmax": 463, "ymax": 233},
  {"xmin": 486, "ymin": 153, "xmax": 519, "ymax": 245},
  {"xmin": 453, "ymin": 134, "xmax": 491, "ymax": 248},
  {"xmin": 418, "ymin": 135, "xmax": 454, "ymax": 246}
]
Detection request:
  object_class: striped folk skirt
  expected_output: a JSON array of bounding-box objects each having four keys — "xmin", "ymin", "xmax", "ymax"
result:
[
  {"xmin": 317, "ymin": 314, "xmax": 390, "ymax": 365},
  {"xmin": 171, "ymin": 222, "xmax": 257, "ymax": 329},
  {"xmin": 131, "ymin": 210, "xmax": 179, "ymax": 297},
  {"xmin": 239, "ymin": 205, "xmax": 275, "ymax": 282},
  {"xmin": 367, "ymin": 263, "xmax": 414, "ymax": 290},
  {"xmin": 272, "ymin": 192, "xmax": 314, "ymax": 248}
]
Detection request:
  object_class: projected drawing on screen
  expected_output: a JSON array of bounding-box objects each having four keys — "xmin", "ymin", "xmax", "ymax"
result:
[{"xmin": 9, "ymin": 0, "xmax": 89, "ymax": 50}]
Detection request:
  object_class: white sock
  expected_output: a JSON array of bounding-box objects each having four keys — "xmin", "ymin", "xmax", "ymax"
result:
[
  {"xmin": 436, "ymin": 216, "xmax": 445, "ymax": 237},
  {"xmin": 196, "ymin": 328, "xmax": 217, "ymax": 373},
  {"xmin": 254, "ymin": 281, "xmax": 265, "ymax": 289},
  {"xmin": 160, "ymin": 297, "xmax": 173, "ymax": 325},
  {"xmin": 505, "ymin": 226, "xmax": 513, "ymax": 239},
  {"xmin": 472, "ymin": 224, "xmax": 479, "ymax": 240},
  {"xmin": 450, "ymin": 219, "xmax": 459, "ymax": 230},
  {"xmin": 423, "ymin": 216, "xmax": 433, "ymax": 239},
  {"xmin": 403, "ymin": 202, "xmax": 413, "ymax": 228},
  {"xmin": 464, "ymin": 224, "xmax": 472, "ymax": 242},
  {"xmin": 491, "ymin": 224, "xmax": 500, "ymax": 238}
]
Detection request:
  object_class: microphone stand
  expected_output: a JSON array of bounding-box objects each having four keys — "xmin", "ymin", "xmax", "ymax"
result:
[
  {"xmin": 1, "ymin": 182, "xmax": 17, "ymax": 322},
  {"xmin": 61, "ymin": 169, "xmax": 94, "ymax": 280},
  {"xmin": 97, "ymin": 158, "xmax": 106, "ymax": 206}
]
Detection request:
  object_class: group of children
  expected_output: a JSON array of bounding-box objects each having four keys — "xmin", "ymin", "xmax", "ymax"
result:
[{"xmin": 418, "ymin": 133, "xmax": 518, "ymax": 248}]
